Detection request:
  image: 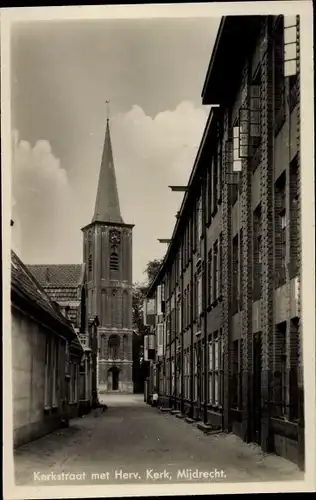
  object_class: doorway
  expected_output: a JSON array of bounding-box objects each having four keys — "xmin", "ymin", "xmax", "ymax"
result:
[
  {"xmin": 108, "ymin": 367, "xmax": 120, "ymax": 391},
  {"xmin": 253, "ymin": 333, "xmax": 262, "ymax": 444}
]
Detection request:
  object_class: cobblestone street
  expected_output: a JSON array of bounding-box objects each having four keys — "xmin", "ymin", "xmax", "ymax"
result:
[{"xmin": 14, "ymin": 395, "xmax": 303, "ymax": 486}]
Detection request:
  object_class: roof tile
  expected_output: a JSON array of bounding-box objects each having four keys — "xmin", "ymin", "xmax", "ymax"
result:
[{"xmin": 27, "ymin": 264, "xmax": 83, "ymax": 288}]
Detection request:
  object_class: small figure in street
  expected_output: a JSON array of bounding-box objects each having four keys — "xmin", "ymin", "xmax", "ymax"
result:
[{"xmin": 152, "ymin": 389, "xmax": 159, "ymax": 407}]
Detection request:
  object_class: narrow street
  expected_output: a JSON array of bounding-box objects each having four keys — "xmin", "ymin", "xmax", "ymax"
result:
[{"xmin": 14, "ymin": 395, "xmax": 303, "ymax": 486}]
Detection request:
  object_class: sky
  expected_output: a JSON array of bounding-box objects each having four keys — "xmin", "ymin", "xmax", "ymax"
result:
[{"xmin": 10, "ymin": 15, "xmax": 220, "ymax": 283}]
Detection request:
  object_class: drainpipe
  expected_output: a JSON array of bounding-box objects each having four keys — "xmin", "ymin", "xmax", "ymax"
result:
[
  {"xmin": 190, "ymin": 215, "xmax": 194, "ymax": 418},
  {"xmin": 203, "ymin": 169, "xmax": 208, "ymax": 425},
  {"xmin": 181, "ymin": 243, "xmax": 184, "ymax": 414},
  {"xmin": 169, "ymin": 269, "xmax": 172, "ymax": 408},
  {"xmin": 174, "ymin": 279, "xmax": 177, "ymax": 408}
]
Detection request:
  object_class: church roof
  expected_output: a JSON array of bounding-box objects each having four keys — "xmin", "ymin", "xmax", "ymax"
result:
[
  {"xmin": 27, "ymin": 264, "xmax": 84, "ymax": 288},
  {"xmin": 92, "ymin": 117, "xmax": 124, "ymax": 224}
]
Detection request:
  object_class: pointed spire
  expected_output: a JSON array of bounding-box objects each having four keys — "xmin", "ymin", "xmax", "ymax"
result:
[{"xmin": 92, "ymin": 103, "xmax": 124, "ymax": 224}]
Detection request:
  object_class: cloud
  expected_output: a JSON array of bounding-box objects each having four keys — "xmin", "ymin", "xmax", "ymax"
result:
[
  {"xmin": 109, "ymin": 101, "xmax": 209, "ymax": 280},
  {"xmin": 12, "ymin": 100, "xmax": 209, "ymax": 280},
  {"xmin": 11, "ymin": 133, "xmax": 79, "ymax": 264}
]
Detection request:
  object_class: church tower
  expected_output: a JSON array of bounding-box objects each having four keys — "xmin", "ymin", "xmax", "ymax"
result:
[{"xmin": 82, "ymin": 109, "xmax": 134, "ymax": 394}]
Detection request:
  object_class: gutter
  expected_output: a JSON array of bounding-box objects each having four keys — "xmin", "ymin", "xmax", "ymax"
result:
[
  {"xmin": 11, "ymin": 286, "xmax": 77, "ymax": 341},
  {"xmin": 147, "ymin": 108, "xmax": 218, "ymax": 298},
  {"xmin": 202, "ymin": 168, "xmax": 208, "ymax": 425},
  {"xmin": 201, "ymin": 17, "xmax": 226, "ymax": 100}
]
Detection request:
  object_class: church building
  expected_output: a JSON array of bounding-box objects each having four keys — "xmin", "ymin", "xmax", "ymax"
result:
[{"xmin": 81, "ymin": 112, "xmax": 134, "ymax": 394}]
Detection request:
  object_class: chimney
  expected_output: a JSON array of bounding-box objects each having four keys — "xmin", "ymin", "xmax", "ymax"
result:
[
  {"xmin": 45, "ymin": 267, "xmax": 50, "ymax": 283},
  {"xmin": 10, "ymin": 219, "xmax": 14, "ymax": 227}
]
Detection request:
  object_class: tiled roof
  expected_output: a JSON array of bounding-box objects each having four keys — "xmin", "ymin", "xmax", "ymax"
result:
[
  {"xmin": 43, "ymin": 287, "xmax": 79, "ymax": 303},
  {"xmin": 27, "ymin": 264, "xmax": 85, "ymax": 329},
  {"xmin": 11, "ymin": 251, "xmax": 76, "ymax": 335},
  {"xmin": 27, "ymin": 264, "xmax": 84, "ymax": 288}
]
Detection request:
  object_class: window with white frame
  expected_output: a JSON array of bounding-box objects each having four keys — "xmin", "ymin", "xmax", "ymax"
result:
[
  {"xmin": 250, "ymin": 84, "xmax": 261, "ymax": 144},
  {"xmin": 197, "ymin": 274, "xmax": 203, "ymax": 317},
  {"xmin": 157, "ymin": 285, "xmax": 162, "ymax": 315},
  {"xmin": 194, "ymin": 273, "xmax": 198, "ymax": 321},
  {"xmin": 284, "ymin": 16, "xmax": 298, "ymax": 77},
  {"xmin": 178, "ymin": 300, "xmax": 182, "ymax": 335},
  {"xmin": 208, "ymin": 332, "xmax": 223, "ymax": 407},
  {"xmin": 215, "ymin": 241, "xmax": 220, "ymax": 300},
  {"xmin": 213, "ymin": 241, "xmax": 218, "ymax": 303},
  {"xmin": 171, "ymin": 359, "xmax": 175, "ymax": 394},
  {"xmin": 194, "ymin": 347, "xmax": 197, "ymax": 400},
  {"xmin": 185, "ymin": 351, "xmax": 189, "ymax": 399},
  {"xmin": 208, "ymin": 340, "xmax": 213, "ymax": 403},
  {"xmin": 74, "ymin": 363, "xmax": 78, "ymax": 402},
  {"xmin": 178, "ymin": 247, "xmax": 182, "ymax": 277},
  {"xmin": 44, "ymin": 336, "xmax": 52, "ymax": 408},
  {"xmin": 214, "ymin": 337, "xmax": 219, "ymax": 405},
  {"xmin": 157, "ymin": 324, "xmax": 164, "ymax": 357},
  {"xmin": 197, "ymin": 195, "xmax": 203, "ymax": 243},
  {"xmin": 69, "ymin": 362, "xmax": 74, "ymax": 402},
  {"xmin": 52, "ymin": 338, "xmax": 59, "ymax": 407},
  {"xmin": 233, "ymin": 126, "xmax": 242, "ymax": 172},
  {"xmin": 208, "ymin": 249, "xmax": 213, "ymax": 306}
]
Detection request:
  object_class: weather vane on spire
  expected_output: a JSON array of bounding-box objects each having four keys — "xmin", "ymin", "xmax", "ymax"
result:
[{"xmin": 105, "ymin": 100, "xmax": 110, "ymax": 121}]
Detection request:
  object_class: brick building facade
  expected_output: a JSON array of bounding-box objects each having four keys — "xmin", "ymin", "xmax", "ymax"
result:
[
  {"xmin": 147, "ymin": 15, "xmax": 303, "ymax": 468},
  {"xmin": 82, "ymin": 116, "xmax": 134, "ymax": 394}
]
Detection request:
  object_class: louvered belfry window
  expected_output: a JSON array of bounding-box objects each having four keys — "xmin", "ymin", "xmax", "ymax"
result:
[{"xmin": 110, "ymin": 251, "xmax": 119, "ymax": 271}]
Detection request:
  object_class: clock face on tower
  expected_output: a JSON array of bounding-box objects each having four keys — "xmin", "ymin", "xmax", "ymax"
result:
[{"xmin": 109, "ymin": 229, "xmax": 121, "ymax": 245}]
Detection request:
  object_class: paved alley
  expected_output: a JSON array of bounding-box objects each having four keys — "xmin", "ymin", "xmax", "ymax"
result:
[{"xmin": 14, "ymin": 395, "xmax": 303, "ymax": 486}]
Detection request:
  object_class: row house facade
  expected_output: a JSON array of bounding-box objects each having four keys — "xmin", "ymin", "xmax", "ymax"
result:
[
  {"xmin": 28, "ymin": 264, "xmax": 100, "ymax": 415},
  {"xmin": 147, "ymin": 15, "xmax": 303, "ymax": 468},
  {"xmin": 11, "ymin": 250, "xmax": 84, "ymax": 447}
]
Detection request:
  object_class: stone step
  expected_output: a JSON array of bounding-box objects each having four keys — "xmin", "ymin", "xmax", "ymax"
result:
[
  {"xmin": 197, "ymin": 422, "xmax": 212, "ymax": 433},
  {"xmin": 160, "ymin": 407, "xmax": 172, "ymax": 412},
  {"xmin": 175, "ymin": 413, "xmax": 185, "ymax": 419},
  {"xmin": 197, "ymin": 422, "xmax": 222, "ymax": 434},
  {"xmin": 185, "ymin": 417, "xmax": 195, "ymax": 424},
  {"xmin": 170, "ymin": 409, "xmax": 181, "ymax": 415}
]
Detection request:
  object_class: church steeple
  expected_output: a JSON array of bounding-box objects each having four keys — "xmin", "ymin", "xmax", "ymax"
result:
[{"xmin": 92, "ymin": 105, "xmax": 123, "ymax": 224}]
